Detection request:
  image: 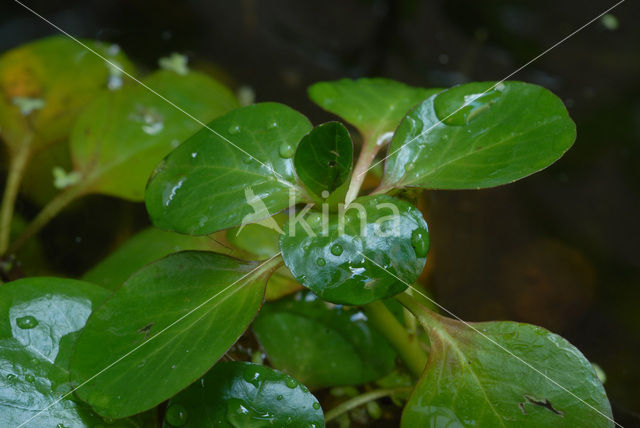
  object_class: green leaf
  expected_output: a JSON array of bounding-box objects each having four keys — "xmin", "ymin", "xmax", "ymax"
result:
[
  {"xmin": 226, "ymin": 215, "xmax": 303, "ymax": 301},
  {"xmin": 70, "ymin": 70, "xmax": 238, "ymax": 201},
  {"xmin": 252, "ymin": 294, "xmax": 397, "ymax": 388},
  {"xmin": 294, "ymin": 122, "xmax": 353, "ymax": 200},
  {"xmin": 398, "ymin": 293, "xmax": 614, "ymax": 428},
  {"xmin": 20, "ymin": 139, "xmax": 73, "ymax": 206},
  {"xmin": 280, "ymin": 195, "xmax": 429, "ymax": 305},
  {"xmin": 82, "ymin": 227, "xmax": 226, "ymax": 290},
  {"xmin": 0, "ymin": 277, "xmax": 112, "ymax": 427},
  {"xmin": 145, "ymin": 103, "xmax": 312, "ymax": 235},
  {"xmin": 226, "ymin": 213, "xmax": 286, "ymax": 260},
  {"xmin": 382, "ymin": 81, "xmax": 576, "ymax": 190},
  {"xmin": 0, "ymin": 36, "xmax": 134, "ymax": 152},
  {"xmin": 162, "ymin": 362, "xmax": 324, "ymax": 427},
  {"xmin": 70, "ymin": 251, "xmax": 279, "ymax": 418},
  {"xmin": 308, "ymin": 78, "xmax": 441, "ymax": 143}
]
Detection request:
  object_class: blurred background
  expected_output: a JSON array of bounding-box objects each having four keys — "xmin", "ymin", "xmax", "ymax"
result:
[{"xmin": 0, "ymin": 0, "xmax": 638, "ymax": 424}]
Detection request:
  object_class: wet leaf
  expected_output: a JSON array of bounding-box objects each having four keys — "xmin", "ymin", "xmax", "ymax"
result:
[
  {"xmin": 163, "ymin": 362, "xmax": 324, "ymax": 427},
  {"xmin": 253, "ymin": 295, "xmax": 397, "ymax": 388},
  {"xmin": 0, "ymin": 277, "xmax": 111, "ymax": 427},
  {"xmin": 145, "ymin": 103, "xmax": 312, "ymax": 235},
  {"xmin": 70, "ymin": 70, "xmax": 238, "ymax": 201},
  {"xmin": 82, "ymin": 227, "xmax": 226, "ymax": 290},
  {"xmin": 0, "ymin": 36, "xmax": 134, "ymax": 152},
  {"xmin": 382, "ymin": 81, "xmax": 576, "ymax": 190},
  {"xmin": 280, "ymin": 195, "xmax": 429, "ymax": 305},
  {"xmin": 399, "ymin": 294, "xmax": 614, "ymax": 428},
  {"xmin": 294, "ymin": 122, "xmax": 353, "ymax": 200},
  {"xmin": 308, "ymin": 78, "xmax": 440, "ymax": 143},
  {"xmin": 70, "ymin": 251, "xmax": 278, "ymax": 418}
]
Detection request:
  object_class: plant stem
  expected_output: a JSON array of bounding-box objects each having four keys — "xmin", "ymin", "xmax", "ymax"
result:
[
  {"xmin": 363, "ymin": 300, "xmax": 427, "ymax": 378},
  {"xmin": 0, "ymin": 143, "xmax": 31, "ymax": 256},
  {"xmin": 395, "ymin": 289, "xmax": 441, "ymax": 331},
  {"xmin": 325, "ymin": 386, "xmax": 412, "ymax": 422},
  {"xmin": 345, "ymin": 139, "xmax": 382, "ymax": 206},
  {"xmin": 8, "ymin": 183, "xmax": 87, "ymax": 255}
]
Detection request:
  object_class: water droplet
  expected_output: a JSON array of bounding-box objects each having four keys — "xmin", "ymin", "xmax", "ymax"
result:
[
  {"xmin": 16, "ymin": 315, "xmax": 38, "ymax": 329},
  {"xmin": 242, "ymin": 157, "xmax": 252, "ymax": 164},
  {"xmin": 316, "ymin": 257, "xmax": 326, "ymax": 267},
  {"xmin": 330, "ymin": 244, "xmax": 343, "ymax": 256},
  {"xmin": 267, "ymin": 120, "xmax": 278, "ymax": 129},
  {"xmin": 312, "ymin": 402, "xmax": 321, "ymax": 410},
  {"xmin": 6, "ymin": 374, "xmax": 16, "ymax": 380},
  {"xmin": 277, "ymin": 395, "xmax": 284, "ymax": 401},
  {"xmin": 349, "ymin": 311, "xmax": 368, "ymax": 322},
  {"xmin": 130, "ymin": 106, "xmax": 164, "ymax": 135},
  {"xmin": 25, "ymin": 374, "xmax": 35, "ymax": 383},
  {"xmin": 228, "ymin": 124, "xmax": 240, "ymax": 134},
  {"xmin": 12, "ymin": 97, "xmax": 45, "ymax": 115},
  {"xmin": 279, "ymin": 142, "xmax": 295, "ymax": 159},
  {"xmin": 243, "ymin": 367, "xmax": 261, "ymax": 388},
  {"xmin": 142, "ymin": 121, "xmax": 164, "ymax": 135},
  {"xmin": 163, "ymin": 177, "xmax": 186, "ymax": 207},
  {"xmin": 190, "ymin": 152, "xmax": 198, "ymax": 159},
  {"xmin": 411, "ymin": 228, "xmax": 430, "ymax": 258},
  {"xmin": 285, "ymin": 378, "xmax": 298, "ymax": 389},
  {"xmin": 165, "ymin": 403, "xmax": 188, "ymax": 426},
  {"xmin": 434, "ymin": 86, "xmax": 502, "ymax": 126},
  {"xmin": 226, "ymin": 398, "xmax": 275, "ymax": 426}
]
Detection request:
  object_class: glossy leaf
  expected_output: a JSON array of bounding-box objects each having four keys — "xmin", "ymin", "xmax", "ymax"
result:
[
  {"xmin": 253, "ymin": 295, "xmax": 397, "ymax": 388},
  {"xmin": 70, "ymin": 251, "xmax": 278, "ymax": 418},
  {"xmin": 0, "ymin": 36, "xmax": 134, "ymax": 151},
  {"xmin": 399, "ymin": 294, "xmax": 614, "ymax": 428},
  {"xmin": 280, "ymin": 195, "xmax": 429, "ymax": 305},
  {"xmin": 145, "ymin": 103, "xmax": 312, "ymax": 235},
  {"xmin": 382, "ymin": 81, "xmax": 576, "ymax": 190},
  {"xmin": 294, "ymin": 122, "xmax": 353, "ymax": 199},
  {"xmin": 0, "ymin": 277, "xmax": 112, "ymax": 427},
  {"xmin": 308, "ymin": 78, "xmax": 441, "ymax": 143},
  {"xmin": 70, "ymin": 70, "xmax": 238, "ymax": 200},
  {"xmin": 163, "ymin": 362, "xmax": 324, "ymax": 427},
  {"xmin": 82, "ymin": 227, "xmax": 226, "ymax": 290}
]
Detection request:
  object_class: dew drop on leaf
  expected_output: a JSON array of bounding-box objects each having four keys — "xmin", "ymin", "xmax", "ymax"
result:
[
  {"xmin": 316, "ymin": 257, "xmax": 326, "ymax": 267},
  {"xmin": 279, "ymin": 142, "xmax": 295, "ymax": 159},
  {"xmin": 243, "ymin": 366, "xmax": 261, "ymax": 388},
  {"xmin": 411, "ymin": 227, "xmax": 430, "ymax": 258},
  {"xmin": 434, "ymin": 87, "xmax": 502, "ymax": 126},
  {"xmin": 228, "ymin": 124, "xmax": 240, "ymax": 134},
  {"xmin": 285, "ymin": 378, "xmax": 298, "ymax": 389},
  {"xmin": 312, "ymin": 402, "xmax": 321, "ymax": 410},
  {"xmin": 330, "ymin": 243, "xmax": 343, "ymax": 256},
  {"xmin": 165, "ymin": 403, "xmax": 189, "ymax": 426},
  {"xmin": 16, "ymin": 315, "xmax": 39, "ymax": 329},
  {"xmin": 25, "ymin": 374, "xmax": 35, "ymax": 383}
]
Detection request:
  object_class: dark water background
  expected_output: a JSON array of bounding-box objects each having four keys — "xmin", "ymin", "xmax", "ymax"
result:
[{"xmin": 0, "ymin": 0, "xmax": 638, "ymax": 425}]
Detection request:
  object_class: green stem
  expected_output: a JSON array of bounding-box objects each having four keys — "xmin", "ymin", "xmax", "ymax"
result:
[
  {"xmin": 0, "ymin": 143, "xmax": 31, "ymax": 256},
  {"xmin": 363, "ymin": 300, "xmax": 427, "ymax": 378},
  {"xmin": 395, "ymin": 289, "xmax": 441, "ymax": 331},
  {"xmin": 345, "ymin": 139, "xmax": 383, "ymax": 206},
  {"xmin": 325, "ymin": 386, "xmax": 411, "ymax": 422},
  {"xmin": 8, "ymin": 183, "xmax": 87, "ymax": 255}
]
